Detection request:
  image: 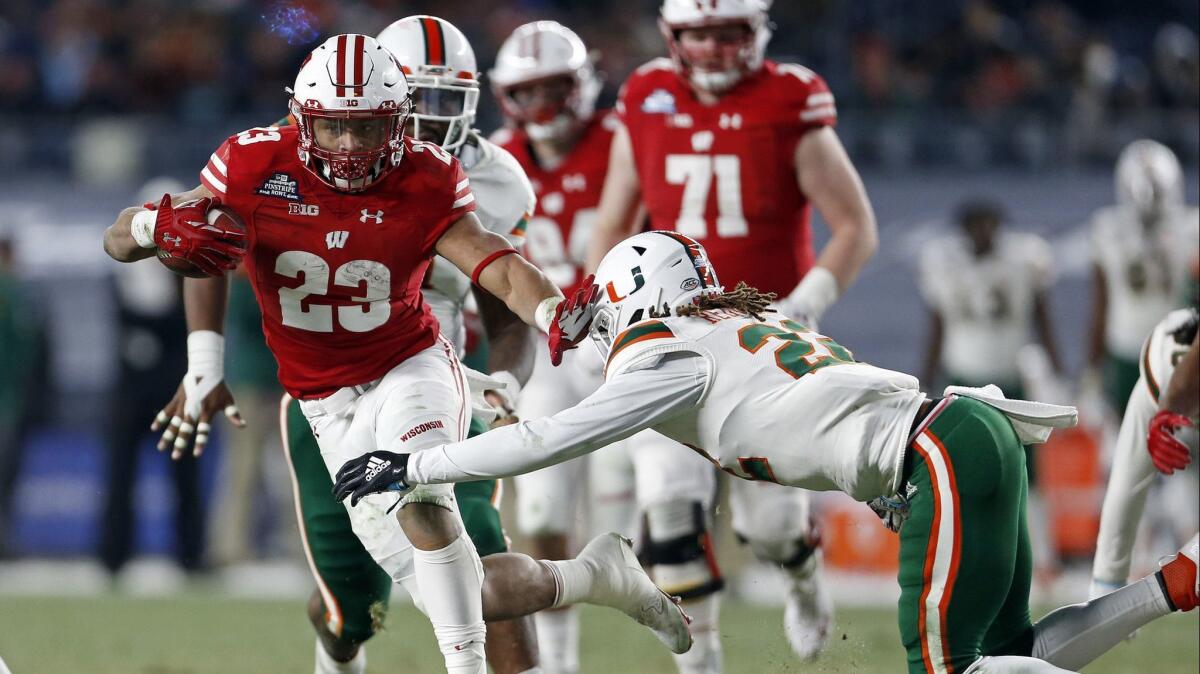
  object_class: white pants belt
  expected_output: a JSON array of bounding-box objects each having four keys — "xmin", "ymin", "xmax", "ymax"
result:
[{"xmin": 297, "ymin": 378, "xmax": 381, "ymax": 417}]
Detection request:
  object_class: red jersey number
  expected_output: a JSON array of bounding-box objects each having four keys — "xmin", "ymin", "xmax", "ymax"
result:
[
  {"xmin": 665, "ymin": 154, "xmax": 748, "ymax": 239},
  {"xmin": 275, "ymin": 251, "xmax": 392, "ymax": 333}
]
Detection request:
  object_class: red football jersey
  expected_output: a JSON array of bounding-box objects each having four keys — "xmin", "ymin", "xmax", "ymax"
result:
[
  {"xmin": 618, "ymin": 59, "xmax": 837, "ymax": 296},
  {"xmin": 200, "ymin": 126, "xmax": 476, "ymax": 398},
  {"xmin": 492, "ymin": 113, "xmax": 616, "ymax": 297}
]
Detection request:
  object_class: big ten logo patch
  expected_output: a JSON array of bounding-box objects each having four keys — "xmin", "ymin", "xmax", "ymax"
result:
[{"xmin": 289, "ymin": 203, "xmax": 320, "ymax": 216}]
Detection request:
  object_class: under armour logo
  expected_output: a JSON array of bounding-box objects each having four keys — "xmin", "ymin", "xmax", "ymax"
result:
[
  {"xmin": 326, "ymin": 230, "xmax": 349, "ymax": 249},
  {"xmin": 360, "ymin": 209, "xmax": 384, "ymax": 224},
  {"xmin": 161, "ymin": 234, "xmax": 182, "ymax": 247}
]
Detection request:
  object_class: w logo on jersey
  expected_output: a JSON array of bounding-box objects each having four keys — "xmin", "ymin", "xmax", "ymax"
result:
[
  {"xmin": 360, "ymin": 209, "xmax": 384, "ymax": 224},
  {"xmin": 326, "ymin": 231, "xmax": 350, "ymax": 249}
]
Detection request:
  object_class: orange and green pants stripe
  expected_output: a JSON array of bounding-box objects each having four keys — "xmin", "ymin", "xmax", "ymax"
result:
[{"xmin": 897, "ymin": 396, "xmax": 1035, "ymax": 674}]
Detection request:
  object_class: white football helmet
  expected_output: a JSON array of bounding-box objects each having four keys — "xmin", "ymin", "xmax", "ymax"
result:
[
  {"xmin": 659, "ymin": 0, "xmax": 773, "ymax": 93},
  {"xmin": 490, "ymin": 21, "xmax": 601, "ymax": 141},
  {"xmin": 377, "ymin": 16, "xmax": 479, "ymax": 152},
  {"xmin": 1115, "ymin": 139, "xmax": 1184, "ymax": 222},
  {"xmin": 591, "ymin": 231, "xmax": 723, "ymax": 357},
  {"xmin": 289, "ymin": 34, "xmax": 411, "ymax": 192}
]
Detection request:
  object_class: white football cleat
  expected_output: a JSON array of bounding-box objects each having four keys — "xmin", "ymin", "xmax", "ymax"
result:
[
  {"xmin": 783, "ymin": 556, "xmax": 833, "ymax": 660},
  {"xmin": 577, "ymin": 533, "xmax": 693, "ymax": 654}
]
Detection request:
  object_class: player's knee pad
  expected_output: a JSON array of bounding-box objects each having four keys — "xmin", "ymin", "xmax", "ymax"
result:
[
  {"xmin": 640, "ymin": 500, "xmax": 724, "ymax": 599},
  {"xmin": 740, "ymin": 525, "xmax": 823, "ymax": 573}
]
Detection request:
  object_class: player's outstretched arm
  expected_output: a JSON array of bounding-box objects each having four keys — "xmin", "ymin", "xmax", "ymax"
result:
[
  {"xmin": 333, "ymin": 353, "xmax": 709, "ymax": 503},
  {"xmin": 103, "ymin": 185, "xmax": 212, "ymax": 262},
  {"xmin": 437, "ymin": 212, "xmax": 564, "ymax": 329},
  {"xmin": 584, "ymin": 123, "xmax": 642, "ymax": 273},
  {"xmin": 150, "ymin": 274, "xmax": 245, "ymax": 460},
  {"xmin": 784, "ymin": 128, "xmax": 879, "ymax": 323}
]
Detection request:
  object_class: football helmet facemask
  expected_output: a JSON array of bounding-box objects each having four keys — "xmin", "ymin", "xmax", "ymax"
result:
[
  {"xmin": 659, "ymin": 0, "xmax": 772, "ymax": 93},
  {"xmin": 490, "ymin": 21, "xmax": 602, "ymax": 142},
  {"xmin": 591, "ymin": 231, "xmax": 722, "ymax": 358},
  {"xmin": 290, "ymin": 34, "xmax": 411, "ymax": 193},
  {"xmin": 377, "ymin": 15, "xmax": 480, "ymax": 152}
]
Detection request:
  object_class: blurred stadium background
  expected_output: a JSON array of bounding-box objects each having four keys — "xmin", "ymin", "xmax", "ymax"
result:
[{"xmin": 0, "ymin": 0, "xmax": 1197, "ymax": 671}]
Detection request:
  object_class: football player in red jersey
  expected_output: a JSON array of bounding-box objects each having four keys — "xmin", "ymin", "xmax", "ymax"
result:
[
  {"xmin": 492, "ymin": 22, "xmax": 726, "ymax": 674},
  {"xmin": 585, "ymin": 0, "xmax": 880, "ymax": 666},
  {"xmin": 104, "ymin": 34, "xmax": 691, "ymax": 674}
]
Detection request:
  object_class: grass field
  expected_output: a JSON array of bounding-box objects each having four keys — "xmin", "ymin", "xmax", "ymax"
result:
[{"xmin": 0, "ymin": 595, "xmax": 1195, "ymax": 673}]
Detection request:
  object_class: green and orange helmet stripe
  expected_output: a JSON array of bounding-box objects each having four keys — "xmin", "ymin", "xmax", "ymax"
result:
[{"xmin": 606, "ymin": 320, "xmax": 676, "ymax": 371}]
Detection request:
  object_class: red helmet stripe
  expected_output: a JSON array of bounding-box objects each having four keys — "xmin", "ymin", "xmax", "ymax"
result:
[
  {"xmin": 335, "ymin": 34, "xmax": 347, "ymax": 97},
  {"xmin": 422, "ymin": 17, "xmax": 445, "ymax": 66},
  {"xmin": 352, "ymin": 34, "xmax": 364, "ymax": 97}
]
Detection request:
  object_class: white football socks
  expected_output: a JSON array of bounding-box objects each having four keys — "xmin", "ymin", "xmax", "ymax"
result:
[
  {"xmin": 313, "ymin": 640, "xmax": 365, "ymax": 674},
  {"xmin": 1031, "ymin": 574, "xmax": 1172, "ymax": 671},
  {"xmin": 532, "ymin": 608, "xmax": 580, "ymax": 674},
  {"xmin": 672, "ymin": 593, "xmax": 722, "ymax": 674},
  {"xmin": 413, "ymin": 531, "xmax": 488, "ymax": 674}
]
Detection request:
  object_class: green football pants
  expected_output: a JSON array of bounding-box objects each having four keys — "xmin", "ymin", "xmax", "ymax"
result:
[{"xmin": 897, "ymin": 397, "xmax": 1035, "ymax": 674}]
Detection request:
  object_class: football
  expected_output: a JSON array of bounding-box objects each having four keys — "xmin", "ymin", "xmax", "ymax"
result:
[{"xmin": 156, "ymin": 205, "xmax": 246, "ymax": 278}]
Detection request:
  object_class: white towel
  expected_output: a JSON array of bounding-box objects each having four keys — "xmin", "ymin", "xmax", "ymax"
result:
[
  {"xmin": 462, "ymin": 367, "xmax": 509, "ymax": 425},
  {"xmin": 944, "ymin": 384, "xmax": 1078, "ymax": 444}
]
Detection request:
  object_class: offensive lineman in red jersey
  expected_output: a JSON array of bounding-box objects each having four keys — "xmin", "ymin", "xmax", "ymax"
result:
[
  {"xmin": 493, "ymin": 22, "xmax": 729, "ymax": 674},
  {"xmin": 586, "ymin": 0, "xmax": 879, "ymax": 668},
  {"xmin": 103, "ymin": 34, "xmax": 692, "ymax": 674}
]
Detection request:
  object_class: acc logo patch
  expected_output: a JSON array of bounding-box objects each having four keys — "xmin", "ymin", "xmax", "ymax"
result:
[{"xmin": 680, "ymin": 278, "xmax": 700, "ymax": 291}]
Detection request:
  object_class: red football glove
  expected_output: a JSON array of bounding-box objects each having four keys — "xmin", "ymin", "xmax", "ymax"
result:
[
  {"xmin": 548, "ymin": 274, "xmax": 600, "ymax": 366},
  {"xmin": 150, "ymin": 194, "xmax": 246, "ymax": 276},
  {"xmin": 1147, "ymin": 410, "xmax": 1195, "ymax": 475}
]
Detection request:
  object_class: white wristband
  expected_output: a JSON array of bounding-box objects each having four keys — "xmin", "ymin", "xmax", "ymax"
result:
[
  {"xmin": 187, "ymin": 330, "xmax": 225, "ymax": 375},
  {"xmin": 534, "ymin": 296, "xmax": 560, "ymax": 335},
  {"xmin": 785, "ymin": 266, "xmax": 840, "ymax": 323},
  {"xmin": 131, "ymin": 210, "xmax": 158, "ymax": 249}
]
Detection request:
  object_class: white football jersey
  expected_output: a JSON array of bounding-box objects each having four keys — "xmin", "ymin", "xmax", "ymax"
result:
[
  {"xmin": 411, "ymin": 310, "xmax": 926, "ymax": 502},
  {"xmin": 425, "ymin": 130, "xmax": 537, "ymax": 354},
  {"xmin": 1093, "ymin": 307, "xmax": 1198, "ymax": 586},
  {"xmin": 1091, "ymin": 205, "xmax": 1199, "ymax": 359},
  {"xmin": 919, "ymin": 231, "xmax": 1054, "ymax": 381}
]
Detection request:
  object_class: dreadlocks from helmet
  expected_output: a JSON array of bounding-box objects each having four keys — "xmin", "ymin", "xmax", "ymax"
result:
[{"xmin": 669, "ymin": 282, "xmax": 778, "ymax": 321}]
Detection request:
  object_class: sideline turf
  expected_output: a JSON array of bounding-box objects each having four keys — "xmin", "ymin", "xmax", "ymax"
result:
[{"xmin": 0, "ymin": 596, "xmax": 1195, "ymax": 673}]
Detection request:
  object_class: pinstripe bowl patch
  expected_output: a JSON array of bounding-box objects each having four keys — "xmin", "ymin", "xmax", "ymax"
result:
[{"xmin": 256, "ymin": 172, "xmax": 302, "ymax": 201}]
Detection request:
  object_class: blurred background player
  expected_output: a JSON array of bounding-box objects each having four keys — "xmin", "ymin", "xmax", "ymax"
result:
[
  {"xmin": 274, "ymin": 16, "xmax": 543, "ymax": 674},
  {"xmin": 488, "ymin": 21, "xmax": 637, "ymax": 674},
  {"xmin": 1092, "ymin": 307, "xmax": 1199, "ymax": 600},
  {"xmin": 0, "ymin": 228, "xmax": 48, "ymax": 560},
  {"xmin": 918, "ymin": 199, "xmax": 1063, "ymax": 573},
  {"xmin": 1086, "ymin": 140, "xmax": 1199, "ymax": 420},
  {"xmin": 919, "ymin": 198, "xmax": 1063, "ymax": 397},
  {"xmin": 586, "ymin": 0, "xmax": 880, "ymax": 666},
  {"xmin": 99, "ymin": 178, "xmax": 208, "ymax": 582}
]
